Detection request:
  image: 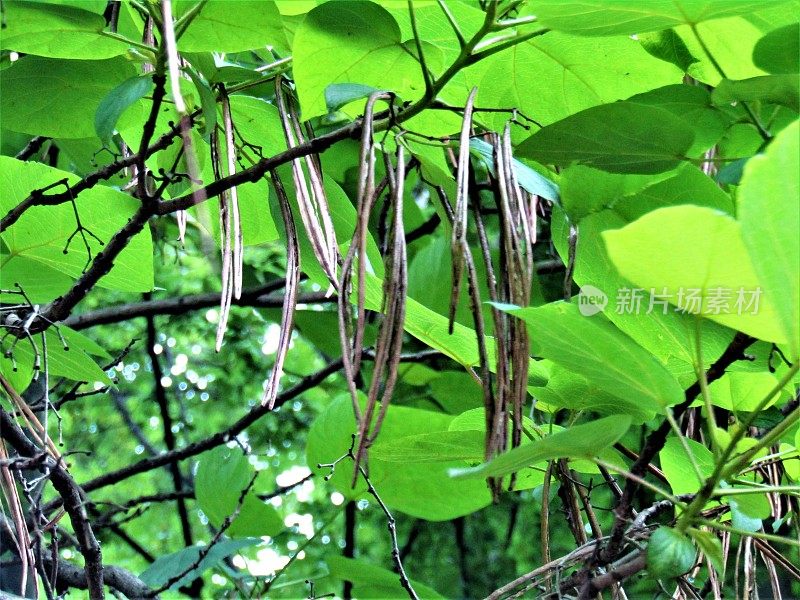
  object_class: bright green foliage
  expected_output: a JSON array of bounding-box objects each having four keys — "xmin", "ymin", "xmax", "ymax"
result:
[
  {"xmin": 451, "ymin": 416, "xmax": 631, "ymax": 480},
  {"xmin": 0, "ymin": 1, "xmax": 798, "ymax": 598},
  {"xmin": 1, "ymin": 56, "xmax": 139, "ymax": 138},
  {"xmin": 738, "ymin": 121, "xmax": 800, "ymax": 359},
  {"xmin": 517, "ymin": 103, "xmax": 695, "ymax": 173}
]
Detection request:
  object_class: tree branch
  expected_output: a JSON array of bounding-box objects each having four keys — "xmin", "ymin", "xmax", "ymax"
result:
[
  {"xmin": 0, "ymin": 407, "xmax": 105, "ymax": 599},
  {"xmin": 593, "ymin": 333, "xmax": 756, "ymax": 567},
  {"xmin": 0, "ymin": 111, "xmax": 188, "ymax": 233},
  {"xmin": 64, "ymin": 285, "xmax": 331, "ymax": 330}
]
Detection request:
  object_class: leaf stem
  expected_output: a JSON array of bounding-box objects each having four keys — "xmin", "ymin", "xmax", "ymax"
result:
[{"xmin": 689, "ymin": 23, "xmax": 771, "ymax": 141}]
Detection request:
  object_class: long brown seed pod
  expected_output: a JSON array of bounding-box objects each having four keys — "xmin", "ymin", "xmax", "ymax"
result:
[
  {"xmin": 274, "ymin": 77, "xmax": 339, "ymax": 289},
  {"xmin": 262, "ymin": 170, "xmax": 300, "ymax": 408},
  {"xmin": 210, "ymin": 130, "xmax": 233, "ymax": 352},
  {"xmin": 448, "ymin": 87, "xmax": 478, "ymax": 334},
  {"xmin": 220, "ymin": 89, "xmax": 243, "ymax": 300},
  {"xmin": 161, "ymin": 0, "xmax": 205, "ymax": 245},
  {"xmin": 338, "ymin": 92, "xmax": 393, "ymax": 422},
  {"xmin": 353, "ymin": 145, "xmax": 408, "ymax": 481}
]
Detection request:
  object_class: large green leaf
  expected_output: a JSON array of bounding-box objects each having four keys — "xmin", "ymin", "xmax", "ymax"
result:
[
  {"xmin": 176, "ymin": 0, "xmax": 288, "ymax": 52},
  {"xmin": 0, "ymin": 2, "xmax": 129, "ymax": 59},
  {"xmin": 524, "ymin": 1, "xmax": 790, "ymax": 36},
  {"xmin": 551, "ymin": 174, "xmax": 735, "ymax": 376},
  {"xmin": 370, "ymin": 430, "xmax": 485, "ymax": 463},
  {"xmin": 474, "ymin": 33, "xmax": 681, "ymax": 133},
  {"xmin": 713, "ymin": 75, "xmax": 800, "ymax": 111},
  {"xmin": 194, "ymin": 446, "xmax": 283, "ymax": 538},
  {"xmin": 753, "ymin": 23, "xmax": 799, "ymax": 74},
  {"xmin": 95, "ymin": 75, "xmax": 155, "ymax": 142},
  {"xmin": 708, "ymin": 371, "xmax": 787, "ymax": 412},
  {"xmin": 516, "ymin": 103, "xmax": 695, "ymax": 174},
  {"xmin": 530, "ymin": 365, "xmax": 657, "ymax": 424},
  {"xmin": 450, "ymin": 416, "xmax": 631, "ymax": 480},
  {"xmin": 627, "ymin": 84, "xmax": 729, "ymax": 155},
  {"xmin": 660, "ymin": 437, "xmax": 715, "ymax": 496},
  {"xmin": 500, "ymin": 302, "xmax": 684, "ymax": 410},
  {"xmin": 738, "ymin": 121, "xmax": 800, "ymax": 360},
  {"xmin": 326, "ymin": 556, "xmax": 445, "ymax": 599},
  {"xmin": 0, "ymin": 157, "xmax": 154, "ymax": 294},
  {"xmin": 139, "ymin": 538, "xmax": 260, "ymax": 590},
  {"xmin": 603, "ymin": 205, "xmax": 789, "ymax": 346},
  {"xmin": 677, "ymin": 17, "xmax": 772, "ymax": 86},
  {"xmin": 306, "ymin": 394, "xmax": 492, "ymax": 521},
  {"xmin": 0, "ymin": 56, "xmax": 139, "ymax": 138},
  {"xmin": 292, "ymin": 1, "xmax": 423, "ymax": 118}
]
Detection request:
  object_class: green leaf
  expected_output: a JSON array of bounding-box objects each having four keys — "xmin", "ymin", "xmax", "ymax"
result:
[
  {"xmin": 713, "ymin": 75, "xmax": 800, "ymax": 111},
  {"xmin": 688, "ymin": 529, "xmax": 724, "ymax": 574},
  {"xmin": 602, "ymin": 205, "xmax": 789, "ymax": 346},
  {"xmin": 139, "ymin": 538, "xmax": 260, "ymax": 590},
  {"xmin": 0, "ymin": 157, "xmax": 154, "ymax": 293},
  {"xmin": 500, "ymin": 302, "xmax": 684, "ymax": 410},
  {"xmin": 708, "ymin": 372, "xmax": 787, "ymax": 412},
  {"xmin": 739, "ymin": 120, "xmax": 800, "ymax": 360},
  {"xmin": 474, "ymin": 33, "xmax": 681, "ymax": 132},
  {"xmin": 469, "ymin": 138, "xmax": 560, "ymax": 202},
  {"xmin": 325, "ymin": 82, "xmax": 381, "ymax": 113},
  {"xmin": 549, "ymin": 203, "xmax": 735, "ymax": 376},
  {"xmin": 326, "ymin": 556, "xmax": 446, "ymax": 599},
  {"xmin": 530, "ymin": 365, "xmax": 657, "ymax": 424},
  {"xmin": 195, "ymin": 446, "xmax": 283, "ymax": 537},
  {"xmin": 370, "ymin": 430, "xmax": 485, "ymax": 463},
  {"xmin": 450, "ymin": 416, "xmax": 631, "ymax": 480},
  {"xmin": 728, "ymin": 495, "xmax": 768, "ymax": 532},
  {"xmin": 660, "ymin": 437, "xmax": 714, "ymax": 496},
  {"xmin": 517, "ymin": 103, "xmax": 695, "ymax": 174},
  {"xmin": 185, "ymin": 67, "xmax": 217, "ymax": 140},
  {"xmin": 95, "ymin": 76, "xmax": 154, "ymax": 142},
  {"xmin": 0, "ymin": 328, "xmax": 110, "ymax": 390},
  {"xmin": 647, "ymin": 527, "xmax": 696, "ymax": 579},
  {"xmin": 677, "ymin": 17, "xmax": 773, "ymax": 86},
  {"xmin": 639, "ymin": 29, "xmax": 699, "ymax": 72},
  {"xmin": 293, "ymin": 1, "xmax": 423, "ymax": 118},
  {"xmin": 176, "ymin": 0, "xmax": 288, "ymax": 53},
  {"xmin": 0, "ymin": 2, "xmax": 129, "ymax": 59},
  {"xmin": 526, "ymin": 1, "xmax": 792, "ymax": 36},
  {"xmin": 627, "ymin": 84, "xmax": 729, "ymax": 155},
  {"xmin": 1, "ymin": 56, "xmax": 139, "ymax": 138},
  {"xmin": 753, "ymin": 23, "xmax": 799, "ymax": 74},
  {"xmin": 307, "ymin": 394, "xmax": 492, "ymax": 520}
]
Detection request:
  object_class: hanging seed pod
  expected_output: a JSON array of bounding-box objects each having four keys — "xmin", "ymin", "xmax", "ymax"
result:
[
  {"xmin": 220, "ymin": 90, "xmax": 243, "ymax": 300},
  {"xmin": 161, "ymin": 0, "xmax": 204, "ymax": 245},
  {"xmin": 275, "ymin": 77, "xmax": 339, "ymax": 289},
  {"xmin": 210, "ymin": 130, "xmax": 233, "ymax": 352},
  {"xmin": 262, "ymin": 170, "xmax": 300, "ymax": 408},
  {"xmin": 448, "ymin": 87, "xmax": 478, "ymax": 334},
  {"xmin": 338, "ymin": 92, "xmax": 393, "ymax": 422},
  {"xmin": 353, "ymin": 145, "xmax": 408, "ymax": 482}
]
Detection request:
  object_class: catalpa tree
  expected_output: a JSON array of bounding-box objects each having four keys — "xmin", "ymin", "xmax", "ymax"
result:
[{"xmin": 0, "ymin": 1, "xmax": 798, "ymax": 599}]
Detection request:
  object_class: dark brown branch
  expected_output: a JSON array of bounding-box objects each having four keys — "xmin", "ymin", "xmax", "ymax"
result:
[
  {"xmin": 76, "ymin": 358, "xmax": 346, "ymax": 495},
  {"xmin": 64, "ymin": 285, "xmax": 330, "ymax": 330},
  {"xmin": 0, "ymin": 408, "xmax": 105, "ymax": 599},
  {"xmin": 585, "ymin": 332, "xmax": 756, "ymax": 578},
  {"xmin": 15, "ymin": 136, "xmax": 49, "ymax": 161},
  {"xmin": 40, "ymin": 555, "xmax": 156, "ymax": 599},
  {"xmin": 0, "ymin": 110, "xmax": 188, "ymax": 233}
]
